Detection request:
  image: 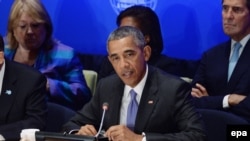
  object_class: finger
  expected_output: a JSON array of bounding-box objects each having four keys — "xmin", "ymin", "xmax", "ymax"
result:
[
  {"xmin": 196, "ymin": 83, "xmax": 206, "ymax": 93},
  {"xmin": 78, "ymin": 125, "xmax": 97, "ymax": 136},
  {"xmin": 191, "ymin": 88, "xmax": 202, "ymax": 98},
  {"xmin": 105, "ymin": 126, "xmax": 115, "ymax": 140}
]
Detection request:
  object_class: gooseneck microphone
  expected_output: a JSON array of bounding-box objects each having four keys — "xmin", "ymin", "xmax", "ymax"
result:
[{"xmin": 95, "ymin": 102, "xmax": 109, "ymax": 138}]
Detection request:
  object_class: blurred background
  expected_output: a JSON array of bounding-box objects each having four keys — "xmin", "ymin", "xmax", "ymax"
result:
[{"xmin": 0, "ymin": 0, "xmax": 229, "ymax": 60}]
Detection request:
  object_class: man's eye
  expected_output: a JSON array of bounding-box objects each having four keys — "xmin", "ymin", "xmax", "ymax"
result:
[
  {"xmin": 232, "ymin": 7, "xmax": 244, "ymax": 13},
  {"xmin": 222, "ymin": 5, "xmax": 229, "ymax": 11},
  {"xmin": 125, "ymin": 52, "xmax": 134, "ymax": 58},
  {"xmin": 111, "ymin": 56, "xmax": 119, "ymax": 61}
]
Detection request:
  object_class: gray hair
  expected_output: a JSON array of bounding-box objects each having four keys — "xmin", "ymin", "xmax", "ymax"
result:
[
  {"xmin": 222, "ymin": 0, "xmax": 250, "ymax": 10},
  {"xmin": 107, "ymin": 26, "xmax": 146, "ymax": 51}
]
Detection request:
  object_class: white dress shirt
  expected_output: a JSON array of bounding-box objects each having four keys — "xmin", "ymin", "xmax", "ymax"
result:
[
  {"xmin": 0, "ymin": 61, "xmax": 6, "ymax": 140},
  {"xmin": 119, "ymin": 65, "xmax": 148, "ymax": 125},
  {"xmin": 0, "ymin": 61, "xmax": 5, "ymax": 96},
  {"xmin": 119, "ymin": 65, "xmax": 148, "ymax": 141}
]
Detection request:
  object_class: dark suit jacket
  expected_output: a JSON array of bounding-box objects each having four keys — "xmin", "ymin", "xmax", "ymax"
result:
[
  {"xmin": 63, "ymin": 66, "xmax": 206, "ymax": 141},
  {"xmin": 192, "ymin": 39, "xmax": 250, "ymax": 122},
  {"xmin": 0, "ymin": 59, "xmax": 47, "ymax": 140}
]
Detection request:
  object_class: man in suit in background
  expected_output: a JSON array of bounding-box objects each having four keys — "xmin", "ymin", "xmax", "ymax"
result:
[
  {"xmin": 191, "ymin": 0, "xmax": 250, "ymax": 122},
  {"xmin": 0, "ymin": 35, "xmax": 47, "ymax": 140},
  {"xmin": 63, "ymin": 26, "xmax": 205, "ymax": 141}
]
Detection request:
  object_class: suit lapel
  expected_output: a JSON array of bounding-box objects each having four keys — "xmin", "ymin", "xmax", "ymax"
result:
[
  {"xmin": 0, "ymin": 61, "xmax": 17, "ymax": 122},
  {"xmin": 135, "ymin": 67, "xmax": 158, "ymax": 132},
  {"xmin": 228, "ymin": 39, "xmax": 250, "ymax": 90},
  {"xmin": 223, "ymin": 41, "xmax": 231, "ymax": 80},
  {"xmin": 105, "ymin": 78, "xmax": 124, "ymax": 127}
]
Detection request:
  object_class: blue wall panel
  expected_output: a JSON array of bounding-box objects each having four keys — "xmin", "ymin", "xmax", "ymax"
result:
[{"xmin": 0, "ymin": 0, "xmax": 229, "ymax": 60}]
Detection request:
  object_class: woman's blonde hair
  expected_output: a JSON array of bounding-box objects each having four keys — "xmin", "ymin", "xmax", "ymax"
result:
[{"xmin": 7, "ymin": 0, "xmax": 54, "ymax": 50}]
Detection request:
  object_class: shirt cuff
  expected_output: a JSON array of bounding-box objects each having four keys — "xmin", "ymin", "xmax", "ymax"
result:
[
  {"xmin": 0, "ymin": 134, "xmax": 5, "ymax": 140},
  {"xmin": 223, "ymin": 94, "xmax": 230, "ymax": 108},
  {"xmin": 142, "ymin": 132, "xmax": 146, "ymax": 141}
]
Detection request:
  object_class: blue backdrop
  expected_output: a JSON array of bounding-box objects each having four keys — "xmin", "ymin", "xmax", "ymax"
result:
[{"xmin": 0, "ymin": 0, "xmax": 229, "ymax": 60}]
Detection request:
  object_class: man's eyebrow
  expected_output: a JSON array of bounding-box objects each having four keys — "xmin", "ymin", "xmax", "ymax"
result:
[
  {"xmin": 124, "ymin": 49, "xmax": 135, "ymax": 53},
  {"xmin": 109, "ymin": 54, "xmax": 117, "ymax": 58}
]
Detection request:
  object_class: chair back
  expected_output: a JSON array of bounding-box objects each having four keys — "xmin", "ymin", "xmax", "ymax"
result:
[
  {"xmin": 46, "ymin": 102, "xmax": 76, "ymax": 132},
  {"xmin": 83, "ymin": 70, "xmax": 98, "ymax": 95}
]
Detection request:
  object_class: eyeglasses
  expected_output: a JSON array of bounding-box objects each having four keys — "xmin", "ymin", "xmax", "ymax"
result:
[{"xmin": 16, "ymin": 22, "xmax": 44, "ymax": 32}]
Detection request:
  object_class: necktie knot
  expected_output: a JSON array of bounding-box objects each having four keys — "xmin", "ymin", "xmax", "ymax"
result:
[
  {"xmin": 230, "ymin": 42, "xmax": 242, "ymax": 62},
  {"xmin": 228, "ymin": 42, "xmax": 242, "ymax": 80},
  {"xmin": 130, "ymin": 89, "xmax": 137, "ymax": 100}
]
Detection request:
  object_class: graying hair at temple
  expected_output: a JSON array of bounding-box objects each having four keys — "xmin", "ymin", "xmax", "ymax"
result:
[
  {"xmin": 107, "ymin": 26, "xmax": 146, "ymax": 51},
  {"xmin": 222, "ymin": 0, "xmax": 250, "ymax": 10}
]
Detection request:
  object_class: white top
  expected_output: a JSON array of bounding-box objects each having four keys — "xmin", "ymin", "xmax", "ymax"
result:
[
  {"xmin": 119, "ymin": 65, "xmax": 148, "ymax": 125},
  {"xmin": 229, "ymin": 34, "xmax": 250, "ymax": 59},
  {"xmin": 0, "ymin": 61, "xmax": 5, "ymax": 96},
  {"xmin": 0, "ymin": 61, "xmax": 5, "ymax": 139}
]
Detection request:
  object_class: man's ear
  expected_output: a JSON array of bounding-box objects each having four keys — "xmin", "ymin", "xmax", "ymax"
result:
[{"xmin": 143, "ymin": 45, "xmax": 151, "ymax": 61}]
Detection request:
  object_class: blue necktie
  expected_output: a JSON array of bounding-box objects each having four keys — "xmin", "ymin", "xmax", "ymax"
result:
[
  {"xmin": 228, "ymin": 42, "xmax": 242, "ymax": 80},
  {"xmin": 126, "ymin": 89, "xmax": 138, "ymax": 130}
]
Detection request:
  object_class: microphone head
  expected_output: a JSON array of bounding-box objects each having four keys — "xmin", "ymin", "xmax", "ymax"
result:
[{"xmin": 102, "ymin": 102, "xmax": 109, "ymax": 110}]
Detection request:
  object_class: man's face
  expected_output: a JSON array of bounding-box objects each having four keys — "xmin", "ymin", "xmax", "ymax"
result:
[
  {"xmin": 108, "ymin": 36, "xmax": 150, "ymax": 87},
  {"xmin": 222, "ymin": 0, "xmax": 250, "ymax": 41},
  {"xmin": 13, "ymin": 12, "xmax": 46, "ymax": 50}
]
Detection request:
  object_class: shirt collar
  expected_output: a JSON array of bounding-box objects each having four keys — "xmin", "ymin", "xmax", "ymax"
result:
[
  {"xmin": 124, "ymin": 65, "xmax": 148, "ymax": 98},
  {"xmin": 0, "ymin": 60, "xmax": 6, "ymax": 95},
  {"xmin": 231, "ymin": 34, "xmax": 250, "ymax": 49}
]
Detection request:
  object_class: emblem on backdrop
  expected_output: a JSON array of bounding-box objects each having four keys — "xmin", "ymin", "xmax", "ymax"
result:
[{"xmin": 110, "ymin": 0, "xmax": 158, "ymax": 14}]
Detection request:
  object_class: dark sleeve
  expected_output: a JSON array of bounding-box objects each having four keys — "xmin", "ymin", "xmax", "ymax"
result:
[
  {"xmin": 230, "ymin": 96, "xmax": 250, "ymax": 122},
  {"xmin": 191, "ymin": 52, "xmax": 225, "ymax": 110},
  {"xmin": 146, "ymin": 81, "xmax": 206, "ymax": 141},
  {"xmin": 0, "ymin": 73, "xmax": 47, "ymax": 140}
]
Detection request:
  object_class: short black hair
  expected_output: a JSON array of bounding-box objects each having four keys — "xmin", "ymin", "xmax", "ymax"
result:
[
  {"xmin": 117, "ymin": 5, "xmax": 163, "ymax": 57},
  {"xmin": 0, "ymin": 35, "xmax": 4, "ymax": 52}
]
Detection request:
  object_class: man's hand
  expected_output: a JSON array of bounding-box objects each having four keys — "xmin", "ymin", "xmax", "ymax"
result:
[
  {"xmin": 228, "ymin": 94, "xmax": 246, "ymax": 106},
  {"xmin": 76, "ymin": 124, "xmax": 97, "ymax": 136},
  {"xmin": 191, "ymin": 83, "xmax": 209, "ymax": 98},
  {"xmin": 105, "ymin": 125, "xmax": 143, "ymax": 141}
]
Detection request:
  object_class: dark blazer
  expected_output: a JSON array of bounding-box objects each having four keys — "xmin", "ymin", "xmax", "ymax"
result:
[
  {"xmin": 192, "ymin": 39, "xmax": 250, "ymax": 122},
  {"xmin": 0, "ymin": 59, "xmax": 47, "ymax": 140},
  {"xmin": 63, "ymin": 66, "xmax": 206, "ymax": 141}
]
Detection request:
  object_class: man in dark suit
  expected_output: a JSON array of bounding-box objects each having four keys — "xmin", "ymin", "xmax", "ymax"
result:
[
  {"xmin": 191, "ymin": 0, "xmax": 250, "ymax": 122},
  {"xmin": 63, "ymin": 26, "xmax": 205, "ymax": 141},
  {"xmin": 0, "ymin": 35, "xmax": 47, "ymax": 140}
]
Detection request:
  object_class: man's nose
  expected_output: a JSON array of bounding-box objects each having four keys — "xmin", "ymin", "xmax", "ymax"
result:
[{"xmin": 119, "ymin": 58, "xmax": 129, "ymax": 68}]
